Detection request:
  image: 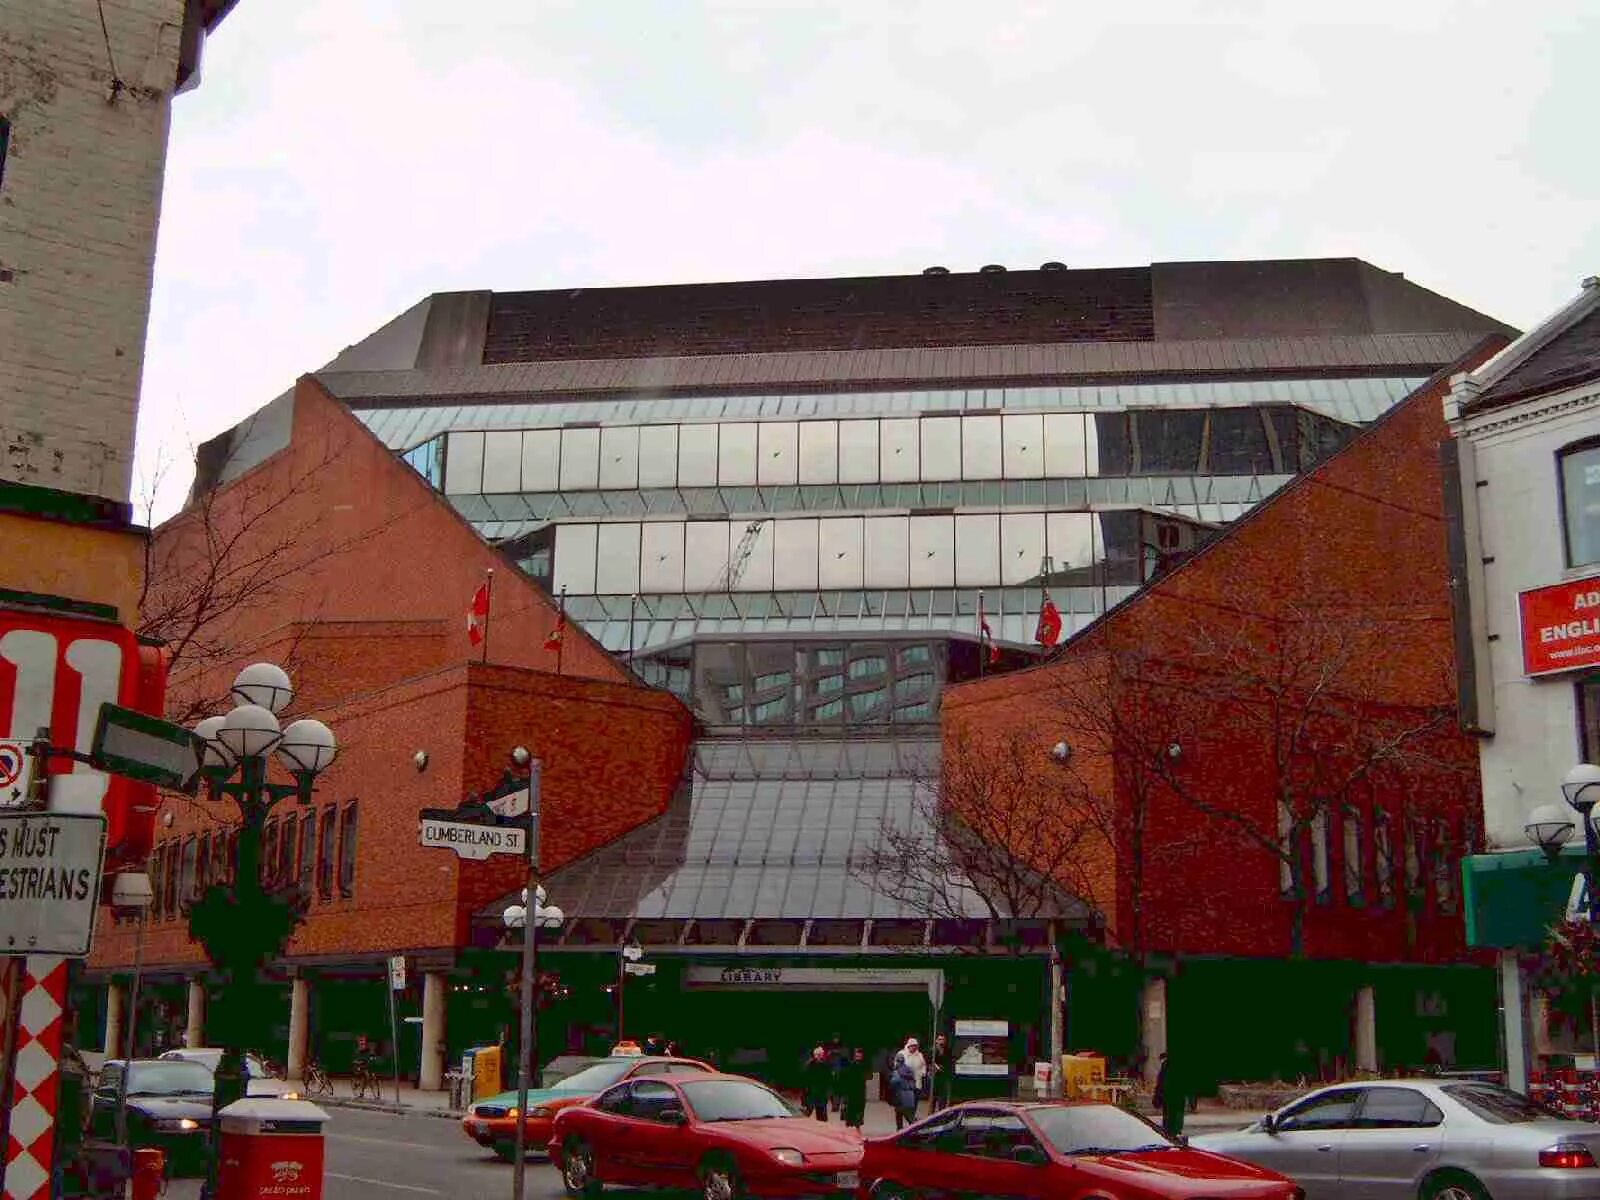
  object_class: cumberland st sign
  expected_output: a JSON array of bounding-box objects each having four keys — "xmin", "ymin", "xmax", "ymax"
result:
[{"xmin": 1520, "ymin": 578, "xmax": 1600, "ymax": 676}]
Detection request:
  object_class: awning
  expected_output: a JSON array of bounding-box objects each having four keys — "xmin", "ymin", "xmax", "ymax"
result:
[{"xmin": 1463, "ymin": 845, "xmax": 1586, "ymax": 949}]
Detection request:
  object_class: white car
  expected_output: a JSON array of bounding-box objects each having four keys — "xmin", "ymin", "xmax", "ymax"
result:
[
  {"xmin": 158, "ymin": 1048, "xmax": 300, "ymax": 1100},
  {"xmin": 1193, "ymin": 1080, "xmax": 1600, "ymax": 1200}
]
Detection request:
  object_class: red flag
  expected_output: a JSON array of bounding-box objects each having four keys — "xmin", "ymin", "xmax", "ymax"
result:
[
  {"xmin": 1035, "ymin": 593, "xmax": 1062, "ymax": 647},
  {"xmin": 979, "ymin": 595, "xmax": 1000, "ymax": 665},
  {"xmin": 467, "ymin": 581, "xmax": 490, "ymax": 646},
  {"xmin": 543, "ymin": 610, "xmax": 565, "ymax": 653}
]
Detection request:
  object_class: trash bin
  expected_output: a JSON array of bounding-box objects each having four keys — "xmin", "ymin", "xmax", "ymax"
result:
[{"xmin": 216, "ymin": 1097, "xmax": 330, "ymax": 1200}]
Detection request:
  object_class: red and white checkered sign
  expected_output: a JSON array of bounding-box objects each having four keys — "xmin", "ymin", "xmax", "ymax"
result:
[{"xmin": 3, "ymin": 956, "xmax": 66, "ymax": 1200}]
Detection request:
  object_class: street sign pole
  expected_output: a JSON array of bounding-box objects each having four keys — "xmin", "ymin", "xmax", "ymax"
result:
[
  {"xmin": 388, "ymin": 957, "xmax": 405, "ymax": 1108},
  {"xmin": 511, "ymin": 761, "xmax": 542, "ymax": 1200}
]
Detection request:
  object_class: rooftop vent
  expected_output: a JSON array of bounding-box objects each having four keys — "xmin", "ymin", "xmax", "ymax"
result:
[
  {"xmin": 923, "ymin": 266, "xmax": 950, "ymax": 276},
  {"xmin": 979, "ymin": 264, "xmax": 1007, "ymax": 274},
  {"xmin": 1040, "ymin": 261, "xmax": 1068, "ymax": 272}
]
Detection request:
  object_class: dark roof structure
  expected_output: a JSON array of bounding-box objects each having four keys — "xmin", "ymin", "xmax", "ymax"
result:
[{"xmin": 1455, "ymin": 277, "xmax": 1600, "ymax": 416}]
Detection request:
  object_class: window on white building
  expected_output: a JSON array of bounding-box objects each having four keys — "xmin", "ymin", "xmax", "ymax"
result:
[{"xmin": 1559, "ymin": 440, "xmax": 1600, "ymax": 567}]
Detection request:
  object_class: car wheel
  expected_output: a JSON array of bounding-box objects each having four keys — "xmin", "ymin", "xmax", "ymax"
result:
[
  {"xmin": 562, "ymin": 1137, "xmax": 601, "ymax": 1198},
  {"xmin": 1423, "ymin": 1171, "xmax": 1491, "ymax": 1200},
  {"xmin": 701, "ymin": 1156, "xmax": 744, "ymax": 1200},
  {"xmin": 873, "ymin": 1183, "xmax": 915, "ymax": 1200}
]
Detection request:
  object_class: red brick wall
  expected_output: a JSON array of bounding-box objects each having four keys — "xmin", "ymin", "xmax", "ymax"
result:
[
  {"xmin": 946, "ymin": 342, "xmax": 1507, "ymax": 963},
  {"xmin": 91, "ymin": 663, "xmax": 692, "ymax": 970},
  {"xmin": 145, "ymin": 377, "xmax": 630, "ymax": 719}
]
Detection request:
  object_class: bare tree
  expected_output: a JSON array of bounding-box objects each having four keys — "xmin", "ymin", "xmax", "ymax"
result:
[
  {"xmin": 851, "ymin": 725, "xmax": 1105, "ymax": 928},
  {"xmin": 136, "ymin": 413, "xmax": 412, "ymax": 725},
  {"xmin": 1070, "ymin": 607, "xmax": 1477, "ymax": 957}
]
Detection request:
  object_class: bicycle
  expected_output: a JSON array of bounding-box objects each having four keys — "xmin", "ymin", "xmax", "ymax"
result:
[
  {"xmin": 352, "ymin": 1061, "xmax": 382, "ymax": 1101},
  {"xmin": 303, "ymin": 1062, "xmax": 334, "ymax": 1098}
]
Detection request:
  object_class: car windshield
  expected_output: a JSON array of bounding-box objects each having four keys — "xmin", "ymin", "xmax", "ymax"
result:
[
  {"xmin": 162, "ymin": 1050, "xmax": 267, "ymax": 1078},
  {"xmin": 551, "ymin": 1060, "xmax": 636, "ymax": 1093},
  {"xmin": 1029, "ymin": 1105, "xmax": 1174, "ymax": 1155},
  {"xmin": 125, "ymin": 1062, "xmax": 216, "ymax": 1096},
  {"xmin": 681, "ymin": 1080, "xmax": 799, "ymax": 1122},
  {"xmin": 1444, "ymin": 1084, "xmax": 1569, "ymax": 1124}
]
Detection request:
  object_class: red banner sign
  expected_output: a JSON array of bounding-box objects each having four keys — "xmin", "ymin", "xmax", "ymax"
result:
[{"xmin": 1521, "ymin": 578, "xmax": 1600, "ymax": 677}]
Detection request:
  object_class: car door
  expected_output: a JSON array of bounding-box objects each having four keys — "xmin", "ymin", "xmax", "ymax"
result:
[
  {"xmin": 585, "ymin": 1082, "xmax": 640, "ymax": 1180},
  {"xmin": 1337, "ymin": 1087, "xmax": 1445, "ymax": 1200},
  {"xmin": 881, "ymin": 1109, "xmax": 966, "ymax": 1198},
  {"xmin": 958, "ymin": 1110, "xmax": 1053, "ymax": 1200},
  {"xmin": 622, "ymin": 1080, "xmax": 699, "ymax": 1186},
  {"xmin": 1245, "ymin": 1088, "xmax": 1363, "ymax": 1200}
]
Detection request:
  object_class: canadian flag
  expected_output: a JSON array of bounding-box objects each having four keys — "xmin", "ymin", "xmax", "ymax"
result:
[
  {"xmin": 467, "ymin": 581, "xmax": 491, "ymax": 646},
  {"xmin": 543, "ymin": 610, "xmax": 565, "ymax": 653},
  {"xmin": 1035, "ymin": 592, "xmax": 1063, "ymax": 648}
]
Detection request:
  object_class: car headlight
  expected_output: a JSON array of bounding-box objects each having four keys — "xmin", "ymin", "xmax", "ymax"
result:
[
  {"xmin": 280, "ymin": 1090, "xmax": 302, "ymax": 1101},
  {"xmin": 770, "ymin": 1147, "xmax": 806, "ymax": 1166},
  {"xmin": 153, "ymin": 1117, "xmax": 201, "ymax": 1132}
]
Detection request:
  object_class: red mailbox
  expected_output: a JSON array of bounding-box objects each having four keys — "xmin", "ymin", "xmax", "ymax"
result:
[{"xmin": 217, "ymin": 1098, "xmax": 330, "ymax": 1199}]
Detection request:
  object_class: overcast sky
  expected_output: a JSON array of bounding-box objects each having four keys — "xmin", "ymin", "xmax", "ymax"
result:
[{"xmin": 135, "ymin": 0, "xmax": 1599, "ymax": 518}]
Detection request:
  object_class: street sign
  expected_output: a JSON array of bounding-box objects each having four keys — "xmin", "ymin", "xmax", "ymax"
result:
[
  {"xmin": 486, "ymin": 786, "xmax": 530, "ymax": 819},
  {"xmin": 418, "ymin": 815, "xmax": 527, "ymax": 860},
  {"xmin": 0, "ymin": 741, "xmax": 33, "ymax": 808},
  {"xmin": 624, "ymin": 962, "xmax": 656, "ymax": 977},
  {"xmin": 90, "ymin": 703, "xmax": 204, "ymax": 794},
  {"xmin": 0, "ymin": 812, "xmax": 108, "ymax": 957},
  {"xmin": 622, "ymin": 943, "xmax": 644, "ymax": 962},
  {"xmin": 389, "ymin": 955, "xmax": 406, "ymax": 990}
]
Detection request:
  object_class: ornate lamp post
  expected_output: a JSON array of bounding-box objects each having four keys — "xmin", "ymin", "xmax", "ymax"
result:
[
  {"xmin": 502, "ymin": 885, "xmax": 563, "ymax": 1200},
  {"xmin": 188, "ymin": 663, "xmax": 337, "ymax": 1196}
]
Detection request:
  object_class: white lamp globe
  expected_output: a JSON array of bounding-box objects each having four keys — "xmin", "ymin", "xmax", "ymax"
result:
[
  {"xmin": 216, "ymin": 704, "xmax": 282, "ymax": 761},
  {"xmin": 276, "ymin": 719, "xmax": 338, "ymax": 776},
  {"xmin": 503, "ymin": 904, "xmax": 527, "ymax": 929},
  {"xmin": 192, "ymin": 715, "xmax": 236, "ymax": 769},
  {"xmin": 231, "ymin": 663, "xmax": 295, "ymax": 715},
  {"xmin": 1527, "ymin": 802, "xmax": 1577, "ymax": 853},
  {"xmin": 539, "ymin": 904, "xmax": 565, "ymax": 928},
  {"xmin": 1564, "ymin": 763, "xmax": 1600, "ymax": 813}
]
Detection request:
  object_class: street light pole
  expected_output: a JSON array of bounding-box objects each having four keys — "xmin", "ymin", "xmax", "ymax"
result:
[{"xmin": 506, "ymin": 754, "xmax": 554, "ymax": 1200}]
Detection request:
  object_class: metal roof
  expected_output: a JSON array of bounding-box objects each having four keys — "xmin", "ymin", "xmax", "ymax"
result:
[{"xmin": 319, "ymin": 332, "xmax": 1483, "ymax": 408}]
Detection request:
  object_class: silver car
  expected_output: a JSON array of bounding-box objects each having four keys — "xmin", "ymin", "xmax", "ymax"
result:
[{"xmin": 1193, "ymin": 1081, "xmax": 1600, "ymax": 1200}]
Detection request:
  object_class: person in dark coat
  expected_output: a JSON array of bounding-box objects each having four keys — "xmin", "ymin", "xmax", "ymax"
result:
[
  {"xmin": 889, "ymin": 1050, "xmax": 920, "ymax": 1130},
  {"xmin": 802, "ymin": 1046, "xmax": 833, "ymax": 1121},
  {"xmin": 929, "ymin": 1034, "xmax": 952, "ymax": 1111},
  {"xmin": 1154, "ymin": 1052, "xmax": 1185, "ymax": 1137},
  {"xmin": 838, "ymin": 1048, "xmax": 870, "ymax": 1129}
]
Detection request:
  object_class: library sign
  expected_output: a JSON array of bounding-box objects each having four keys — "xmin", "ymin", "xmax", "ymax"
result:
[{"xmin": 1521, "ymin": 578, "xmax": 1600, "ymax": 677}]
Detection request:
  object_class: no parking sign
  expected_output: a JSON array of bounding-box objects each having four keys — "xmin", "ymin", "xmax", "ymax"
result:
[{"xmin": 0, "ymin": 740, "xmax": 31, "ymax": 808}]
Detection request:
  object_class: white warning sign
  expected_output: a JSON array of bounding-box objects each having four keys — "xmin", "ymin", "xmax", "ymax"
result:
[{"xmin": 0, "ymin": 813, "xmax": 108, "ymax": 957}]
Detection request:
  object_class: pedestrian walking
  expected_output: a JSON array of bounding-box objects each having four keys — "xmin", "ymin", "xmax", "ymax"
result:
[
  {"xmin": 929, "ymin": 1034, "xmax": 952, "ymax": 1111},
  {"xmin": 889, "ymin": 1049, "xmax": 920, "ymax": 1130},
  {"xmin": 838, "ymin": 1047, "xmax": 869, "ymax": 1129},
  {"xmin": 802, "ymin": 1045, "xmax": 833, "ymax": 1122},
  {"xmin": 1154, "ymin": 1052, "xmax": 1185, "ymax": 1137}
]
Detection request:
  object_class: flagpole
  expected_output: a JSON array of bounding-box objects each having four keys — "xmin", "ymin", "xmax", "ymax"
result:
[
  {"xmin": 978, "ymin": 589, "xmax": 986, "ymax": 679},
  {"xmin": 482, "ymin": 569, "xmax": 493, "ymax": 664},
  {"xmin": 556, "ymin": 586, "xmax": 566, "ymax": 677}
]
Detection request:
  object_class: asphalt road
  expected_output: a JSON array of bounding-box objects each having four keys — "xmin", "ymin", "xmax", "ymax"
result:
[{"xmin": 321, "ymin": 1105, "xmax": 566, "ymax": 1199}]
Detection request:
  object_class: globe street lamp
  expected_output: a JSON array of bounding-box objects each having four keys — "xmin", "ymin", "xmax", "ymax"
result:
[
  {"xmin": 503, "ymin": 885, "xmax": 562, "ymax": 1198},
  {"xmin": 1527, "ymin": 764, "xmax": 1600, "ymax": 920},
  {"xmin": 189, "ymin": 664, "xmax": 337, "ymax": 1195}
]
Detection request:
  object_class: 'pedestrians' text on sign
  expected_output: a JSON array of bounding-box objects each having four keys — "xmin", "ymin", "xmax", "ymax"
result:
[{"xmin": 0, "ymin": 812, "xmax": 107, "ymax": 957}]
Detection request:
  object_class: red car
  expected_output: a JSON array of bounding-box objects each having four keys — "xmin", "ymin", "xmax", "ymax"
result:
[
  {"xmin": 861, "ymin": 1101, "xmax": 1304, "ymax": 1200},
  {"xmin": 551, "ymin": 1071, "xmax": 863, "ymax": 1200}
]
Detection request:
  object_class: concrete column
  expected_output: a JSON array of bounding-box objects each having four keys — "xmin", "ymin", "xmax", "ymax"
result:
[
  {"xmin": 184, "ymin": 979, "xmax": 206, "ymax": 1048},
  {"xmin": 420, "ymin": 972, "xmax": 447, "ymax": 1092},
  {"xmin": 1501, "ymin": 951, "xmax": 1530, "ymax": 1093},
  {"xmin": 1532, "ymin": 990, "xmax": 1555, "ymax": 1058},
  {"xmin": 287, "ymin": 977, "xmax": 310, "ymax": 1081},
  {"xmin": 1354, "ymin": 985, "xmax": 1378, "ymax": 1074},
  {"xmin": 1140, "ymin": 976, "xmax": 1167, "ymax": 1086},
  {"xmin": 103, "ymin": 982, "xmax": 126, "ymax": 1058}
]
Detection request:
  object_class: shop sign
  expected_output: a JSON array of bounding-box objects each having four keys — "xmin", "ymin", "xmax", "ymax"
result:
[
  {"xmin": 684, "ymin": 965, "xmax": 945, "ymax": 1003},
  {"xmin": 1520, "ymin": 578, "xmax": 1600, "ymax": 676},
  {"xmin": 954, "ymin": 1019, "xmax": 1008, "ymax": 1038}
]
